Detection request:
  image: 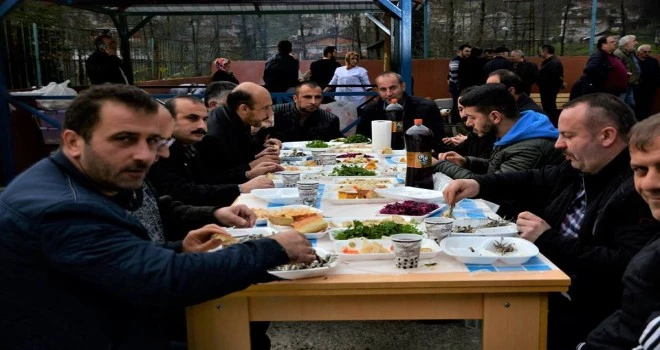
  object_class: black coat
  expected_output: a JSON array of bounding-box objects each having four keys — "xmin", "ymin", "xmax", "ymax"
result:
[
  {"xmin": 147, "ymin": 141, "xmax": 240, "ymax": 208},
  {"xmin": 483, "ymin": 56, "xmax": 514, "ymax": 77},
  {"xmin": 538, "ymin": 55, "xmax": 564, "ymax": 91},
  {"xmin": 582, "ymin": 233, "xmax": 660, "ymax": 349},
  {"xmin": 450, "ymin": 131, "xmax": 495, "ymax": 159},
  {"xmin": 211, "ymin": 69, "xmax": 239, "ymax": 84},
  {"xmin": 357, "ymin": 93, "xmax": 446, "ymax": 151},
  {"xmin": 475, "ymin": 150, "xmax": 660, "ymax": 344},
  {"xmin": 309, "ymin": 59, "xmax": 341, "ymax": 87},
  {"xmin": 258, "ymin": 102, "xmax": 343, "ymax": 142},
  {"xmin": 85, "ymin": 50, "xmax": 128, "ymax": 85},
  {"xmin": 263, "ymin": 54, "xmax": 299, "ymax": 92}
]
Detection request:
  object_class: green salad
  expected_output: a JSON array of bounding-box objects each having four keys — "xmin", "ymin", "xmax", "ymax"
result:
[
  {"xmin": 334, "ymin": 220, "xmax": 422, "ymax": 240},
  {"xmin": 329, "ymin": 164, "xmax": 376, "ymax": 176},
  {"xmin": 306, "ymin": 140, "xmax": 329, "ymax": 148}
]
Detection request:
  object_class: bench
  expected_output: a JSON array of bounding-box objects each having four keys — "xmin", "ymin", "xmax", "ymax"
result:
[{"xmin": 530, "ymin": 92, "xmax": 570, "ymax": 109}]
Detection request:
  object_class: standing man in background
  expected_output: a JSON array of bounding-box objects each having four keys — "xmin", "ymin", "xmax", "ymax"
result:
[
  {"xmin": 447, "ymin": 44, "xmax": 472, "ymax": 123},
  {"xmin": 635, "ymin": 44, "xmax": 660, "ymax": 120},
  {"xmin": 263, "ymin": 40, "xmax": 300, "ymax": 93},
  {"xmin": 309, "ymin": 46, "xmax": 341, "ymax": 88},
  {"xmin": 537, "ymin": 44, "xmax": 564, "ymax": 126},
  {"xmin": 511, "ymin": 49, "xmax": 538, "ymax": 96},
  {"xmin": 86, "ymin": 34, "xmax": 129, "ymax": 85},
  {"xmin": 614, "ymin": 35, "xmax": 641, "ymax": 110}
]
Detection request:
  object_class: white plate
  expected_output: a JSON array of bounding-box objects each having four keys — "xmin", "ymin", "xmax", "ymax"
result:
[
  {"xmin": 252, "ymin": 188, "xmax": 300, "ymax": 205},
  {"xmin": 385, "ymin": 155, "xmax": 408, "ymax": 164},
  {"xmin": 268, "ymin": 248, "xmax": 338, "ymax": 280},
  {"xmin": 280, "ymin": 150, "xmax": 312, "ymax": 162},
  {"xmin": 440, "ymin": 236, "xmax": 539, "ymax": 265},
  {"xmin": 451, "ymin": 218, "xmax": 518, "ymax": 237},
  {"xmin": 380, "ymin": 164, "xmax": 407, "ymax": 176},
  {"xmin": 375, "ymin": 186, "xmax": 444, "ymax": 203},
  {"xmin": 377, "ymin": 149, "xmax": 406, "ymax": 157},
  {"xmin": 322, "ymin": 190, "xmax": 396, "ymax": 205},
  {"xmin": 253, "ymin": 205, "xmax": 322, "ymax": 227},
  {"xmin": 333, "ymin": 238, "xmax": 440, "ymax": 261},
  {"xmin": 279, "ymin": 165, "xmax": 323, "ymax": 174},
  {"xmin": 327, "ymin": 216, "xmax": 418, "ymax": 241},
  {"xmin": 333, "ymin": 177, "xmax": 398, "ymax": 185}
]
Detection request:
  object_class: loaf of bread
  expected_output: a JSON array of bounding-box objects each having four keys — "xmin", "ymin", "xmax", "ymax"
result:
[{"xmin": 291, "ymin": 214, "xmax": 328, "ymax": 233}]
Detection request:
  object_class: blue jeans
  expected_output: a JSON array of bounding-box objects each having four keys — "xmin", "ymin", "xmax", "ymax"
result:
[{"xmin": 620, "ymin": 86, "xmax": 635, "ymax": 109}]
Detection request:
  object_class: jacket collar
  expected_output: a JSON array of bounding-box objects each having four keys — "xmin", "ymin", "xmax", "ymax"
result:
[
  {"xmin": 583, "ymin": 148, "xmax": 632, "ymax": 193},
  {"xmin": 49, "ymin": 150, "xmax": 143, "ymax": 210}
]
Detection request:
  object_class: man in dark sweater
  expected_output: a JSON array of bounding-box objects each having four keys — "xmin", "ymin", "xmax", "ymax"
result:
[
  {"xmin": 483, "ymin": 46, "xmax": 513, "ymax": 77},
  {"xmin": 487, "ymin": 69, "xmax": 544, "ymax": 114},
  {"xmin": 537, "ymin": 44, "xmax": 565, "ymax": 126},
  {"xmin": 85, "ymin": 35, "xmax": 129, "ymax": 85},
  {"xmin": 309, "ymin": 46, "xmax": 341, "ymax": 88},
  {"xmin": 148, "ymin": 96, "xmax": 274, "ymax": 207},
  {"xmin": 263, "ymin": 40, "xmax": 300, "ymax": 93},
  {"xmin": 443, "ymin": 94, "xmax": 658, "ymax": 350},
  {"xmin": 258, "ymin": 81, "xmax": 342, "ymax": 142}
]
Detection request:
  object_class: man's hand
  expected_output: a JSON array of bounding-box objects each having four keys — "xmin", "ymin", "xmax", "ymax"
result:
[
  {"xmin": 269, "ymin": 230, "xmax": 316, "ymax": 264},
  {"xmin": 438, "ymin": 151, "xmax": 467, "ymax": 167},
  {"xmin": 442, "ymin": 179, "xmax": 480, "ymax": 205},
  {"xmin": 442, "ymin": 134, "xmax": 467, "ymax": 146},
  {"xmin": 182, "ymin": 224, "xmax": 229, "ymax": 253},
  {"xmin": 516, "ymin": 211, "xmax": 551, "ymax": 243},
  {"xmin": 213, "ymin": 205, "xmax": 256, "ymax": 228},
  {"xmin": 264, "ymin": 138, "xmax": 282, "ymax": 150},
  {"xmin": 241, "ymin": 175, "xmax": 274, "ymax": 193},
  {"xmin": 250, "ymin": 155, "xmax": 281, "ymax": 168},
  {"xmin": 247, "ymin": 162, "xmax": 284, "ymax": 179}
]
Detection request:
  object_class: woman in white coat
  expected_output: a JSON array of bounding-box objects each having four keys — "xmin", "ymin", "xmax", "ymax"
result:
[{"xmin": 326, "ymin": 52, "xmax": 371, "ymax": 107}]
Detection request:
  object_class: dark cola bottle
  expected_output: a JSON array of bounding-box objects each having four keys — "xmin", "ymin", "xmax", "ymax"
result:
[
  {"xmin": 404, "ymin": 119, "xmax": 434, "ymax": 189},
  {"xmin": 385, "ymin": 98, "xmax": 404, "ymax": 149}
]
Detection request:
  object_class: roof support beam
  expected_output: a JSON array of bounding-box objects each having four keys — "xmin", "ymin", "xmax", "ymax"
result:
[
  {"xmin": 109, "ymin": 14, "xmax": 134, "ymax": 84},
  {"xmin": 0, "ymin": 0, "xmax": 21, "ymax": 19},
  {"xmin": 399, "ymin": 0, "xmax": 412, "ymax": 94},
  {"xmin": 363, "ymin": 12, "xmax": 390, "ymax": 36},
  {"xmin": 127, "ymin": 15, "xmax": 154, "ymax": 37},
  {"xmin": 374, "ymin": 0, "xmax": 402, "ymax": 19}
]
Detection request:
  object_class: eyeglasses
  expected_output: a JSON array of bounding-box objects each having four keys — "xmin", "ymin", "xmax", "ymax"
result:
[
  {"xmin": 156, "ymin": 137, "xmax": 175, "ymax": 150},
  {"xmin": 641, "ymin": 51, "xmax": 651, "ymax": 54}
]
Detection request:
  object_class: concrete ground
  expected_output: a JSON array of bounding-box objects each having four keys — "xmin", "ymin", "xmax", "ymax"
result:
[{"xmin": 269, "ymin": 320, "xmax": 481, "ymax": 350}]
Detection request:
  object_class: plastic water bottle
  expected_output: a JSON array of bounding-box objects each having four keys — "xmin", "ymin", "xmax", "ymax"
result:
[
  {"xmin": 385, "ymin": 98, "xmax": 404, "ymax": 149},
  {"xmin": 404, "ymin": 119, "xmax": 434, "ymax": 189}
]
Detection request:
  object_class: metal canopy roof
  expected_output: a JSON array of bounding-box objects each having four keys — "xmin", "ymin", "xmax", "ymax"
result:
[{"xmin": 47, "ymin": 0, "xmax": 388, "ymax": 16}]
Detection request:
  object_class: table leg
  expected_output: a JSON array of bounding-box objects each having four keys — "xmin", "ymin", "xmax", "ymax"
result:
[
  {"xmin": 187, "ymin": 297, "xmax": 251, "ymax": 350},
  {"xmin": 482, "ymin": 293, "xmax": 547, "ymax": 350}
]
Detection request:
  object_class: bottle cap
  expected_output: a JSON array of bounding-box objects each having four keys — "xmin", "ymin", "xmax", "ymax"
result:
[
  {"xmin": 391, "ymin": 98, "xmax": 398, "ymax": 104},
  {"xmin": 414, "ymin": 119, "xmax": 423, "ymax": 125}
]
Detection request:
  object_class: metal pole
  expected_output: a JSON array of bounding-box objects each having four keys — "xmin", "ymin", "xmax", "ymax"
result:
[
  {"xmin": 399, "ymin": 0, "xmax": 413, "ymax": 94},
  {"xmin": 423, "ymin": 0, "xmax": 429, "ymax": 59},
  {"xmin": 32, "ymin": 23, "xmax": 42, "ymax": 87},
  {"xmin": 589, "ymin": 0, "xmax": 598, "ymax": 55},
  {"xmin": 0, "ymin": 0, "xmax": 20, "ymax": 185}
]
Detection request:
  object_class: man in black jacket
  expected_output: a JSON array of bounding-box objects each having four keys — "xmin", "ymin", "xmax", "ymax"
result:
[
  {"xmin": 148, "ymin": 96, "xmax": 274, "ymax": 207},
  {"xmin": 487, "ymin": 69, "xmax": 544, "ymax": 113},
  {"xmin": 579, "ymin": 114, "xmax": 660, "ymax": 350},
  {"xmin": 537, "ymin": 44, "xmax": 564, "ymax": 126},
  {"xmin": 483, "ymin": 46, "xmax": 513, "ymax": 77},
  {"xmin": 204, "ymin": 82, "xmax": 284, "ymax": 184},
  {"xmin": 635, "ymin": 45, "xmax": 660, "ymax": 120},
  {"xmin": 357, "ymin": 71, "xmax": 446, "ymax": 151},
  {"xmin": 309, "ymin": 46, "xmax": 341, "ymax": 88},
  {"xmin": 263, "ymin": 40, "xmax": 300, "ymax": 93},
  {"xmin": 85, "ymin": 35, "xmax": 129, "ymax": 85},
  {"xmin": 443, "ymin": 94, "xmax": 658, "ymax": 350}
]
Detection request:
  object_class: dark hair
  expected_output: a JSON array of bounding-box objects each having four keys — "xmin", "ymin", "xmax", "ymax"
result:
[
  {"xmin": 541, "ymin": 44, "xmax": 555, "ymax": 54},
  {"xmin": 459, "ymin": 84, "xmax": 519, "ymax": 120},
  {"xmin": 471, "ymin": 47, "xmax": 483, "ymax": 58},
  {"xmin": 562, "ymin": 93, "xmax": 637, "ymax": 141},
  {"xmin": 294, "ymin": 81, "xmax": 321, "ymax": 95},
  {"xmin": 204, "ymin": 81, "xmax": 237, "ymax": 107},
  {"xmin": 94, "ymin": 34, "xmax": 112, "ymax": 50},
  {"xmin": 459, "ymin": 43, "xmax": 472, "ymax": 51},
  {"xmin": 488, "ymin": 69, "xmax": 523, "ymax": 94},
  {"xmin": 596, "ymin": 36, "xmax": 608, "ymax": 50},
  {"xmin": 629, "ymin": 113, "xmax": 660, "ymax": 151},
  {"xmin": 277, "ymin": 40, "xmax": 292, "ymax": 54},
  {"xmin": 376, "ymin": 71, "xmax": 404, "ymax": 85},
  {"xmin": 226, "ymin": 89, "xmax": 254, "ymax": 111},
  {"xmin": 484, "ymin": 48, "xmax": 494, "ymax": 54},
  {"xmin": 64, "ymin": 84, "xmax": 159, "ymax": 141},
  {"xmin": 323, "ymin": 46, "xmax": 336, "ymax": 57},
  {"xmin": 494, "ymin": 46, "xmax": 510, "ymax": 54},
  {"xmin": 459, "ymin": 85, "xmax": 476, "ymax": 98},
  {"xmin": 164, "ymin": 95, "xmax": 204, "ymax": 117}
]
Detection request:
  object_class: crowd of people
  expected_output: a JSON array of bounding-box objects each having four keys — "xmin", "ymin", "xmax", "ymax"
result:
[{"xmin": 1, "ymin": 33, "xmax": 659, "ymax": 350}]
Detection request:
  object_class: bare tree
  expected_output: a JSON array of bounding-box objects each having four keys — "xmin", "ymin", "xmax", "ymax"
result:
[
  {"xmin": 298, "ymin": 15, "xmax": 307, "ymax": 60},
  {"xmin": 560, "ymin": 0, "xmax": 572, "ymax": 55}
]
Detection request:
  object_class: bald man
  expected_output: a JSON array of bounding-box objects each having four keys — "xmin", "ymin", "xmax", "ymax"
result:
[{"xmin": 201, "ymin": 83, "xmax": 284, "ymax": 184}]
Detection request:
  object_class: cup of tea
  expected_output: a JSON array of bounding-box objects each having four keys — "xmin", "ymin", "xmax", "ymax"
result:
[{"xmin": 390, "ymin": 233, "xmax": 423, "ymax": 269}]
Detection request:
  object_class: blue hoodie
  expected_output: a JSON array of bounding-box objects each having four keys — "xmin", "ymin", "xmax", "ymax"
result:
[{"xmin": 494, "ymin": 110, "xmax": 558, "ymax": 147}]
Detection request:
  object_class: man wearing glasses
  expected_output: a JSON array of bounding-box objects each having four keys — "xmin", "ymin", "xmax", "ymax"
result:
[{"xmin": 635, "ymin": 45, "xmax": 660, "ymax": 120}]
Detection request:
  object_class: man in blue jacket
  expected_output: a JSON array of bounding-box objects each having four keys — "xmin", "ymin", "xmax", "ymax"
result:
[
  {"xmin": 443, "ymin": 94, "xmax": 659, "ymax": 350},
  {"xmin": 0, "ymin": 84, "xmax": 315, "ymax": 349}
]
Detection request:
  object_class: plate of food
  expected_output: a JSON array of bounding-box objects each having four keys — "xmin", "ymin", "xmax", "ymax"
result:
[
  {"xmin": 330, "ymin": 134, "xmax": 371, "ymax": 144},
  {"xmin": 280, "ymin": 149, "xmax": 311, "ymax": 162},
  {"xmin": 440, "ymin": 236, "xmax": 539, "ymax": 265},
  {"xmin": 380, "ymin": 164, "xmax": 407, "ymax": 176},
  {"xmin": 323, "ymin": 164, "xmax": 379, "ymax": 177},
  {"xmin": 207, "ymin": 227, "xmax": 276, "ymax": 252},
  {"xmin": 252, "ymin": 188, "xmax": 300, "ymax": 205},
  {"xmin": 379, "ymin": 201, "xmax": 442, "ymax": 222},
  {"xmin": 279, "ymin": 165, "xmax": 323, "ymax": 174},
  {"xmin": 333, "ymin": 177, "xmax": 398, "ymax": 186},
  {"xmin": 328, "ymin": 217, "xmax": 421, "ymax": 241},
  {"xmin": 378, "ymin": 148, "xmax": 406, "ymax": 156},
  {"xmin": 323, "ymin": 184, "xmax": 395, "ymax": 205},
  {"xmin": 266, "ymin": 205, "xmax": 328, "ymax": 239},
  {"xmin": 268, "ymin": 247, "xmax": 339, "ymax": 280},
  {"xmin": 375, "ymin": 186, "xmax": 444, "ymax": 203},
  {"xmin": 336, "ymin": 153, "xmax": 378, "ymax": 164},
  {"xmin": 386, "ymin": 155, "xmax": 407, "ymax": 164},
  {"xmin": 334, "ymin": 238, "xmax": 440, "ymax": 261},
  {"xmin": 451, "ymin": 218, "xmax": 518, "ymax": 236}
]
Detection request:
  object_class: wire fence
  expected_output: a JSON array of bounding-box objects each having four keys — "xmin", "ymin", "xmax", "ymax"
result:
[{"xmin": 1, "ymin": 21, "xmax": 218, "ymax": 89}]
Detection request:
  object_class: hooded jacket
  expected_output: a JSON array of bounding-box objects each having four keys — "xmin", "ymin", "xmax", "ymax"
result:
[{"xmin": 434, "ymin": 110, "xmax": 563, "ymax": 179}]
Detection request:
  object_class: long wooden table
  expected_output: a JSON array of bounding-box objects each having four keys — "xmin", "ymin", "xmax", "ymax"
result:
[{"xmin": 186, "ymin": 191, "xmax": 570, "ymax": 350}]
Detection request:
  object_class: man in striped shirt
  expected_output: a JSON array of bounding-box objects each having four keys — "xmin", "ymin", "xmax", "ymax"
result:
[{"xmin": 447, "ymin": 44, "xmax": 472, "ymax": 123}]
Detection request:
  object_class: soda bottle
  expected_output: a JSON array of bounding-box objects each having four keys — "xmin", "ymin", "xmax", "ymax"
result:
[
  {"xmin": 404, "ymin": 119, "xmax": 434, "ymax": 189},
  {"xmin": 385, "ymin": 98, "xmax": 404, "ymax": 149}
]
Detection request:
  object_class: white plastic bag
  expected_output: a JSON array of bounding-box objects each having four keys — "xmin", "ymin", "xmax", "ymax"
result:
[
  {"xmin": 36, "ymin": 80, "xmax": 77, "ymax": 110},
  {"xmin": 321, "ymin": 100, "xmax": 358, "ymax": 136}
]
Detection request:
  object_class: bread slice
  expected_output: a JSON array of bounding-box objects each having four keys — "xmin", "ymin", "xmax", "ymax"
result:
[{"xmin": 291, "ymin": 214, "xmax": 328, "ymax": 233}]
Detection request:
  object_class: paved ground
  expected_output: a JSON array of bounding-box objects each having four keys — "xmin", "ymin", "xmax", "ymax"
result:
[{"xmin": 269, "ymin": 320, "xmax": 481, "ymax": 350}]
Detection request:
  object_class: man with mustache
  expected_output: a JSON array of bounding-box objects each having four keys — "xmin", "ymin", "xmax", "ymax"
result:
[
  {"xmin": 148, "ymin": 95, "xmax": 274, "ymax": 207},
  {"xmin": 0, "ymin": 84, "xmax": 316, "ymax": 349},
  {"xmin": 578, "ymin": 113, "xmax": 660, "ymax": 349},
  {"xmin": 204, "ymin": 82, "xmax": 284, "ymax": 184},
  {"xmin": 256, "ymin": 81, "xmax": 342, "ymax": 142},
  {"xmin": 443, "ymin": 93, "xmax": 658, "ymax": 350}
]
